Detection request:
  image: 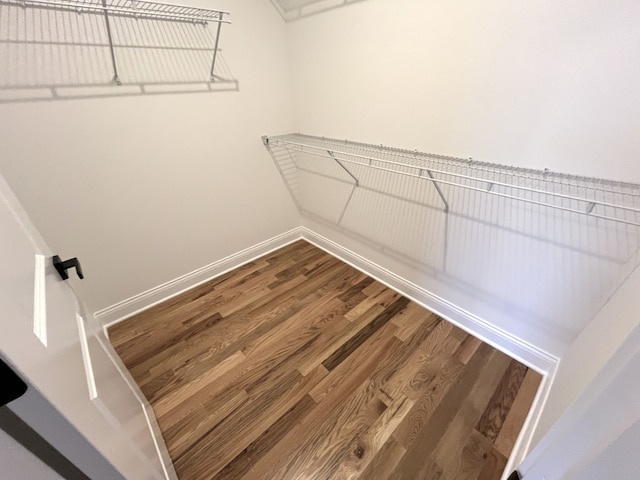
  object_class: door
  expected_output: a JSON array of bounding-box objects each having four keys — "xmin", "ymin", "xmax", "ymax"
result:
[
  {"xmin": 0, "ymin": 172, "xmax": 177, "ymax": 480},
  {"xmin": 519, "ymin": 324, "xmax": 640, "ymax": 479}
]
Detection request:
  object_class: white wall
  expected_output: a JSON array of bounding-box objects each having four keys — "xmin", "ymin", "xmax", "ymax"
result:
[
  {"xmin": 573, "ymin": 417, "xmax": 640, "ymax": 480},
  {"xmin": 288, "ymin": 149, "xmax": 639, "ymax": 357},
  {"xmin": 283, "ymin": 0, "xmax": 640, "ymax": 358},
  {"xmin": 282, "ymin": 0, "xmax": 640, "ymax": 460},
  {"xmin": 521, "ymin": 323, "xmax": 640, "ymax": 479},
  {"xmin": 287, "ymin": 0, "xmax": 640, "ymax": 183},
  {"xmin": 532, "ymin": 262, "xmax": 640, "ymax": 444},
  {"xmin": 1, "ymin": 0, "xmax": 639, "ymax": 472},
  {"xmin": 0, "ymin": 0, "xmax": 298, "ymax": 313}
]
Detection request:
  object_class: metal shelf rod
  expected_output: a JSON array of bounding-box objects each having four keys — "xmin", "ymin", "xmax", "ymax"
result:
[
  {"xmin": 101, "ymin": 0, "xmax": 121, "ymax": 85},
  {"xmin": 6, "ymin": 0, "xmax": 232, "ymax": 87},
  {"xmin": 209, "ymin": 17, "xmax": 223, "ymax": 82},
  {"xmin": 298, "ymin": 135, "xmax": 640, "ymax": 198},
  {"xmin": 5, "ymin": 0, "xmax": 231, "ymax": 24},
  {"xmin": 310, "ymin": 151, "xmax": 640, "ymax": 227},
  {"xmin": 425, "ymin": 169, "xmax": 450, "ymax": 213},
  {"xmin": 0, "ymin": 39, "xmax": 221, "ymax": 51},
  {"xmin": 271, "ymin": 139, "xmax": 640, "ymax": 215},
  {"xmin": 327, "ymin": 150, "xmax": 359, "ymax": 186}
]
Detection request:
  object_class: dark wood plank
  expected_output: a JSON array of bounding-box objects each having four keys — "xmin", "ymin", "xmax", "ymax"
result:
[
  {"xmin": 337, "ymin": 276, "xmax": 376, "ymax": 302},
  {"xmin": 476, "ymin": 359, "xmax": 529, "ymax": 442},
  {"xmin": 322, "ymin": 296, "xmax": 411, "ymax": 370}
]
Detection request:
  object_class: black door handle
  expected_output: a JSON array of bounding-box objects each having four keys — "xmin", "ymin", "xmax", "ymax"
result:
[{"xmin": 52, "ymin": 256, "xmax": 84, "ymax": 280}]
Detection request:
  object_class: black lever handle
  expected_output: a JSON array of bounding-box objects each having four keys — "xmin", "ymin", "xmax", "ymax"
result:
[{"xmin": 52, "ymin": 255, "xmax": 84, "ymax": 280}]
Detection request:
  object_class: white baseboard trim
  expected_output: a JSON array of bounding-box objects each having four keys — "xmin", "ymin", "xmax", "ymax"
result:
[
  {"xmin": 298, "ymin": 227, "xmax": 559, "ymax": 478},
  {"xmin": 96, "ymin": 224, "xmax": 557, "ymax": 477},
  {"xmin": 95, "ymin": 228, "xmax": 304, "ymax": 329},
  {"xmin": 501, "ymin": 358, "xmax": 559, "ymax": 480},
  {"xmin": 299, "ymin": 227, "xmax": 558, "ymax": 371},
  {"xmin": 92, "ymin": 331, "xmax": 179, "ymax": 480}
]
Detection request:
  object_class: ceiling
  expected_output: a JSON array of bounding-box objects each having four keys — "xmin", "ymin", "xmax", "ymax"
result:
[{"xmin": 270, "ymin": 0, "xmax": 367, "ymax": 21}]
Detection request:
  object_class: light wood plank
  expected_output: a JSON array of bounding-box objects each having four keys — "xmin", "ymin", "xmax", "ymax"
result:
[
  {"xmin": 455, "ymin": 334, "xmax": 483, "ymax": 365},
  {"xmin": 333, "ymin": 394, "xmax": 415, "ymax": 479},
  {"xmin": 358, "ymin": 436, "xmax": 407, "ymax": 480},
  {"xmin": 390, "ymin": 303, "xmax": 433, "ymax": 342},
  {"xmin": 494, "ymin": 368, "xmax": 542, "ymax": 457}
]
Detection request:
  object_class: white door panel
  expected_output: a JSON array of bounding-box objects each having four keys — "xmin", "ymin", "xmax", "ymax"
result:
[
  {"xmin": 0, "ymin": 172, "xmax": 176, "ymax": 480},
  {"xmin": 85, "ymin": 330, "xmax": 165, "ymax": 472}
]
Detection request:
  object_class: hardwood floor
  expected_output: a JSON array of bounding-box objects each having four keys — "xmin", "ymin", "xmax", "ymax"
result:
[{"xmin": 109, "ymin": 240, "xmax": 542, "ymax": 480}]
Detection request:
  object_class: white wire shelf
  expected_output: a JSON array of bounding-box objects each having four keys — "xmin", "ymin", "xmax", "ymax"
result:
[
  {"xmin": 3, "ymin": 0, "xmax": 230, "ymax": 24},
  {"xmin": 263, "ymin": 133, "xmax": 640, "ymax": 228},
  {"xmin": 1, "ymin": 0, "xmax": 230, "ymax": 87}
]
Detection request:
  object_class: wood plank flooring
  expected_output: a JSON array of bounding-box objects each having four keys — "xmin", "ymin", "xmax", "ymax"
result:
[{"xmin": 109, "ymin": 240, "xmax": 542, "ymax": 480}]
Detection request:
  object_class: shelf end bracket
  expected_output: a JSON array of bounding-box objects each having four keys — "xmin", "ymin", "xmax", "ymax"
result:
[
  {"xmin": 209, "ymin": 15, "xmax": 223, "ymax": 82},
  {"xmin": 426, "ymin": 169, "xmax": 450, "ymax": 213},
  {"xmin": 328, "ymin": 150, "xmax": 359, "ymax": 187},
  {"xmin": 102, "ymin": 0, "xmax": 121, "ymax": 86}
]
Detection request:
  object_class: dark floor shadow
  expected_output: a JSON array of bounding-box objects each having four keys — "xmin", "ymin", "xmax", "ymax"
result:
[{"xmin": 0, "ymin": 405, "xmax": 91, "ymax": 480}]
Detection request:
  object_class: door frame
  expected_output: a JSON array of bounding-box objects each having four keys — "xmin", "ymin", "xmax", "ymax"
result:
[{"xmin": 0, "ymin": 171, "xmax": 177, "ymax": 480}]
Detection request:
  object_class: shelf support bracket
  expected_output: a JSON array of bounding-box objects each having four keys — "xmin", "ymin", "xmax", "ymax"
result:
[
  {"xmin": 328, "ymin": 150, "xmax": 359, "ymax": 186},
  {"xmin": 586, "ymin": 202, "xmax": 597, "ymax": 214},
  {"xmin": 102, "ymin": 0, "xmax": 121, "ymax": 85},
  {"xmin": 209, "ymin": 15, "xmax": 223, "ymax": 82},
  {"xmin": 425, "ymin": 169, "xmax": 450, "ymax": 213},
  {"xmin": 262, "ymin": 137, "xmax": 302, "ymax": 213}
]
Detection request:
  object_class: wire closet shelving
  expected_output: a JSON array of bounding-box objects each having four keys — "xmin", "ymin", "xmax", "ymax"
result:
[
  {"xmin": 263, "ymin": 133, "xmax": 640, "ymax": 228},
  {"xmin": 2, "ymin": 0, "xmax": 230, "ymax": 85},
  {"xmin": 269, "ymin": 0, "xmax": 367, "ymax": 22}
]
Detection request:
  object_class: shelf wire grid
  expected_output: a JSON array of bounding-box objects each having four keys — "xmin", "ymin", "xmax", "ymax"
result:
[
  {"xmin": 2, "ymin": 0, "xmax": 230, "ymax": 24},
  {"xmin": 0, "ymin": 0, "xmax": 234, "ymax": 95},
  {"xmin": 264, "ymin": 133, "xmax": 640, "ymax": 228}
]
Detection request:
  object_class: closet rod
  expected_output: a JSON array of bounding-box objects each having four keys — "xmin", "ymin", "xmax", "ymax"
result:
[{"xmin": 264, "ymin": 134, "xmax": 640, "ymax": 228}]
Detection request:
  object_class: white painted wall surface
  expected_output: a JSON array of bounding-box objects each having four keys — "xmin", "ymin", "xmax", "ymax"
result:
[
  {"xmin": 287, "ymin": 0, "xmax": 640, "ymax": 183},
  {"xmin": 521, "ymin": 324, "xmax": 640, "ymax": 479},
  {"xmin": 573, "ymin": 417, "xmax": 640, "ymax": 480},
  {"xmin": 282, "ymin": 0, "xmax": 640, "ymax": 357},
  {"xmin": 289, "ymin": 144, "xmax": 640, "ymax": 357},
  {"xmin": 284, "ymin": 0, "xmax": 640, "ymax": 454},
  {"xmin": 531, "ymin": 263, "xmax": 640, "ymax": 444},
  {"xmin": 0, "ymin": 0, "xmax": 298, "ymax": 313},
  {"xmin": 1, "ymin": 1, "xmax": 639, "ymax": 474}
]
